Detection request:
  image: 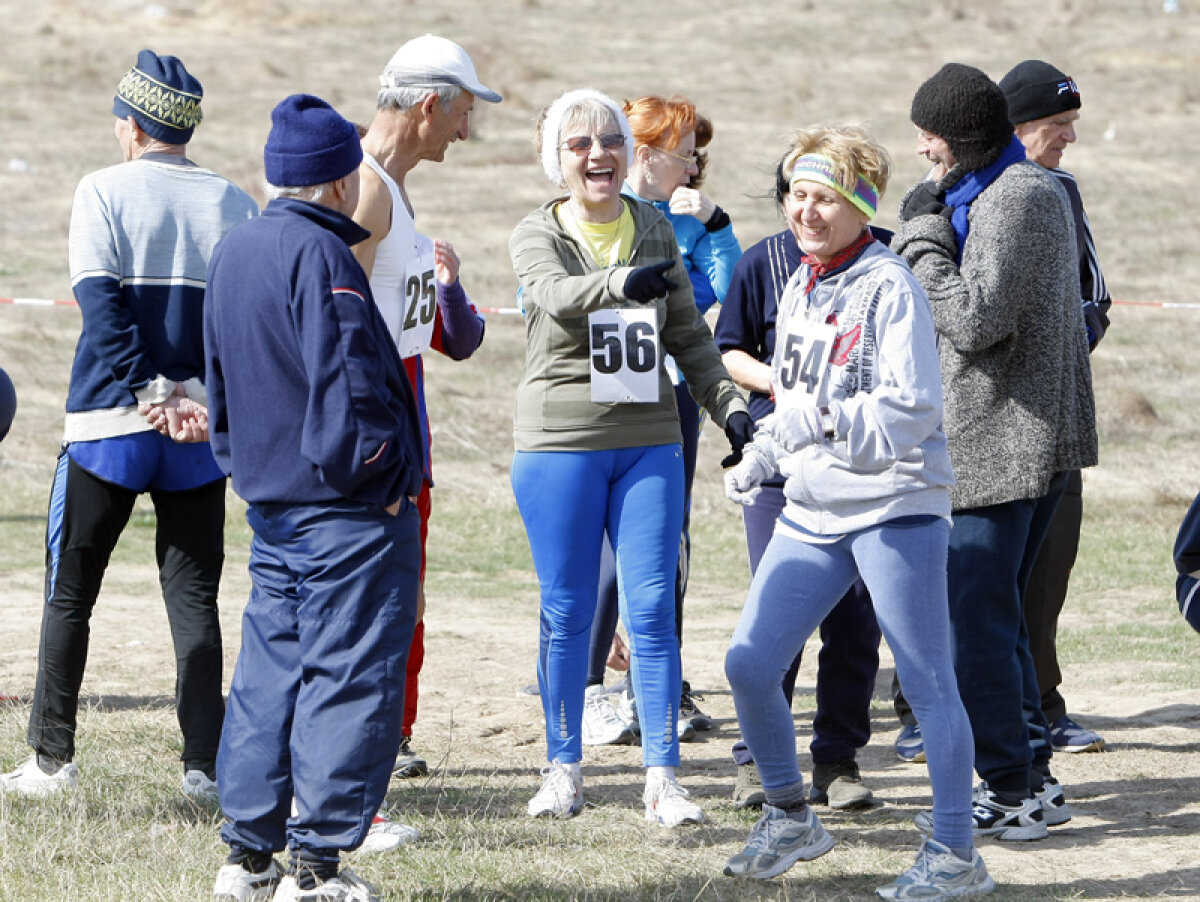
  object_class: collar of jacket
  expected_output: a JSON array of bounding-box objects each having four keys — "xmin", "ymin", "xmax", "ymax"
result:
[{"xmin": 264, "ymin": 196, "xmax": 372, "ymax": 247}]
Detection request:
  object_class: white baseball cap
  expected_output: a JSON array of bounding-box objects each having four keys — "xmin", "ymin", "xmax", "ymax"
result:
[{"xmin": 379, "ymin": 34, "xmax": 501, "ymax": 103}]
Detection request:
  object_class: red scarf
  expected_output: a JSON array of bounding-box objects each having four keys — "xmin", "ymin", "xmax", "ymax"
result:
[{"xmin": 799, "ymin": 229, "xmax": 875, "ymax": 296}]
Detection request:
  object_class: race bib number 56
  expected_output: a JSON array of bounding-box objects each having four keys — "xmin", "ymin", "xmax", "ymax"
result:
[{"xmin": 588, "ymin": 308, "xmax": 659, "ymax": 403}]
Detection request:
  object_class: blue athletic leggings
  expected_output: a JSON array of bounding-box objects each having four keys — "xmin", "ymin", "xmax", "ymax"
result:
[
  {"xmin": 725, "ymin": 518, "xmax": 974, "ymax": 848},
  {"xmin": 512, "ymin": 444, "xmax": 685, "ymax": 767}
]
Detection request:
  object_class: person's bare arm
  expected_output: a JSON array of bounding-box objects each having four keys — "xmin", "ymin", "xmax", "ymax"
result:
[
  {"xmin": 350, "ymin": 163, "xmax": 391, "ymax": 278},
  {"xmin": 722, "ymin": 348, "xmax": 774, "ymax": 396}
]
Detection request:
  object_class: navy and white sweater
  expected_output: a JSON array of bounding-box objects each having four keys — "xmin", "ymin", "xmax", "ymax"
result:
[
  {"xmin": 65, "ymin": 156, "xmax": 258, "ymax": 441},
  {"xmin": 204, "ymin": 198, "xmax": 423, "ymax": 511}
]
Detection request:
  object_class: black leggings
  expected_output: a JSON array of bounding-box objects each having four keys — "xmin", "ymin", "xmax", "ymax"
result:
[{"xmin": 28, "ymin": 453, "xmax": 226, "ymax": 766}]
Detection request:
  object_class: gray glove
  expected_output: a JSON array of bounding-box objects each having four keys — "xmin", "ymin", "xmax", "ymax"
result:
[
  {"xmin": 759, "ymin": 406, "xmax": 824, "ymax": 454},
  {"xmin": 724, "ymin": 445, "xmax": 774, "ymax": 506}
]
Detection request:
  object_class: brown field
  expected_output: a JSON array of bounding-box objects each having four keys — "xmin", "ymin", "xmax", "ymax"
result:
[{"xmin": 2, "ymin": 1, "xmax": 1200, "ymax": 899}]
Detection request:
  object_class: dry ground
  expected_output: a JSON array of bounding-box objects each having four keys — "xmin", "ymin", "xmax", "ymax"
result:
[{"xmin": 2, "ymin": 1, "xmax": 1200, "ymax": 899}]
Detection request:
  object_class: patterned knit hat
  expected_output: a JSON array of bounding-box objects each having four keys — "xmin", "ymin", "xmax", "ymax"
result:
[
  {"xmin": 112, "ymin": 49, "xmax": 203, "ymax": 145},
  {"xmin": 910, "ymin": 63, "xmax": 1013, "ymax": 171},
  {"xmin": 999, "ymin": 60, "xmax": 1081, "ymax": 125},
  {"xmin": 264, "ymin": 94, "xmax": 363, "ymax": 188}
]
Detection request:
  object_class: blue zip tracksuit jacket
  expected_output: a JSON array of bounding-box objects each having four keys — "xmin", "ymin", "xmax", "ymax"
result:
[{"xmin": 205, "ymin": 196, "xmax": 424, "ymax": 858}]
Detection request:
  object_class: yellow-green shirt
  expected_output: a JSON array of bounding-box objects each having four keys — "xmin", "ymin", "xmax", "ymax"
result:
[{"xmin": 556, "ymin": 202, "xmax": 635, "ymax": 268}]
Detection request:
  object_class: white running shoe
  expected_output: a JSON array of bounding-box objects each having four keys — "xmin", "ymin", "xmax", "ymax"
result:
[
  {"xmin": 581, "ymin": 685, "xmax": 636, "ymax": 746},
  {"xmin": 875, "ymin": 837, "xmax": 995, "ymax": 899},
  {"xmin": 527, "ymin": 761, "xmax": 583, "ymax": 819},
  {"xmin": 0, "ymin": 755, "xmax": 79, "ymax": 797},
  {"xmin": 1035, "ymin": 777, "xmax": 1072, "ymax": 826},
  {"xmin": 212, "ymin": 861, "xmax": 281, "ymax": 901},
  {"xmin": 915, "ymin": 781, "xmax": 1048, "ymax": 841},
  {"xmin": 270, "ymin": 868, "xmax": 379, "ymax": 901},
  {"xmin": 723, "ymin": 803, "xmax": 834, "ymax": 879},
  {"xmin": 643, "ymin": 772, "xmax": 705, "ymax": 827},
  {"xmin": 356, "ymin": 813, "xmax": 420, "ymax": 854},
  {"xmin": 183, "ymin": 769, "xmax": 220, "ymax": 802}
]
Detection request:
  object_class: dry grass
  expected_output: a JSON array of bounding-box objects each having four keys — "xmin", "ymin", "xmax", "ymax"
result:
[{"xmin": 3, "ymin": 1, "xmax": 1200, "ymax": 899}]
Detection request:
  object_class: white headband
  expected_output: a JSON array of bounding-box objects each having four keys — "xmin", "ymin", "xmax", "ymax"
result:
[{"xmin": 539, "ymin": 88, "xmax": 634, "ymax": 186}]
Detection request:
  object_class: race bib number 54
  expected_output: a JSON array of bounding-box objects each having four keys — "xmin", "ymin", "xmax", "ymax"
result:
[
  {"xmin": 588, "ymin": 308, "xmax": 659, "ymax": 403},
  {"xmin": 397, "ymin": 251, "xmax": 437, "ymax": 358},
  {"xmin": 775, "ymin": 319, "xmax": 836, "ymax": 409}
]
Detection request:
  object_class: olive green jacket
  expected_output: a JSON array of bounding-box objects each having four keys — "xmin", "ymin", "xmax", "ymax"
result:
[{"xmin": 509, "ymin": 196, "xmax": 747, "ymax": 452}]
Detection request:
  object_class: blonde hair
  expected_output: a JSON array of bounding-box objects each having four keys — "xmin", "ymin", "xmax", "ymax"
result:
[{"xmin": 782, "ymin": 125, "xmax": 891, "ymax": 201}]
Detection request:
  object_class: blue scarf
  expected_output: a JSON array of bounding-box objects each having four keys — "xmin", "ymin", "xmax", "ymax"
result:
[{"xmin": 944, "ymin": 135, "xmax": 1027, "ymax": 264}]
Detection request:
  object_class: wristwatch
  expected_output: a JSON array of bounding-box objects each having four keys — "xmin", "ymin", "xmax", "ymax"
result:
[{"xmin": 819, "ymin": 406, "xmax": 836, "ymax": 440}]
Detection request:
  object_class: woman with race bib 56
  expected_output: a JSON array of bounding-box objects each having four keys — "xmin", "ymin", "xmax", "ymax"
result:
[{"xmin": 508, "ymin": 88, "xmax": 753, "ymax": 827}]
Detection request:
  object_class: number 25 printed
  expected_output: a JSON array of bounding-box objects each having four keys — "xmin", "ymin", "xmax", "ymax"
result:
[{"xmin": 404, "ymin": 270, "xmax": 436, "ymax": 329}]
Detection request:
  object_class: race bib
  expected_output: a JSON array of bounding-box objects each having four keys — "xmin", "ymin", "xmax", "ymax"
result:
[
  {"xmin": 397, "ymin": 251, "xmax": 437, "ymax": 358},
  {"xmin": 588, "ymin": 308, "xmax": 660, "ymax": 403},
  {"xmin": 774, "ymin": 318, "xmax": 836, "ymax": 410}
]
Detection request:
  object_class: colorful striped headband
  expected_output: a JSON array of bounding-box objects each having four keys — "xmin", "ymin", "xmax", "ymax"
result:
[{"xmin": 789, "ymin": 154, "xmax": 878, "ymax": 219}]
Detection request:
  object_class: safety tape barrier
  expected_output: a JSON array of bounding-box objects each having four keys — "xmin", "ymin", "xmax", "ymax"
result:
[
  {"xmin": 1, "ymin": 297, "xmax": 526, "ymax": 315},
  {"xmin": 3, "ymin": 297, "xmax": 1195, "ymax": 313}
]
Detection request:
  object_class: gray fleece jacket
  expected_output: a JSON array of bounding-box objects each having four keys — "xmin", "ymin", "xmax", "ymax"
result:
[
  {"xmin": 752, "ymin": 240, "xmax": 955, "ymax": 537},
  {"xmin": 891, "ymin": 160, "xmax": 1098, "ymax": 511}
]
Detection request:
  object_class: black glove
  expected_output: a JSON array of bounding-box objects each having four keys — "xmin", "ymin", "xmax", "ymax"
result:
[
  {"xmin": 1082, "ymin": 300, "xmax": 1110, "ymax": 351},
  {"xmin": 704, "ymin": 206, "xmax": 731, "ymax": 233},
  {"xmin": 623, "ymin": 260, "xmax": 677, "ymax": 303},
  {"xmin": 900, "ymin": 181, "xmax": 950, "ymax": 221},
  {"xmin": 720, "ymin": 411, "xmax": 756, "ymax": 468}
]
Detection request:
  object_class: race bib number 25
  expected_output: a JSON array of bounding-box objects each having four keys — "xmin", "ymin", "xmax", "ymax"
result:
[
  {"xmin": 397, "ymin": 251, "xmax": 437, "ymax": 358},
  {"xmin": 588, "ymin": 308, "xmax": 659, "ymax": 403}
]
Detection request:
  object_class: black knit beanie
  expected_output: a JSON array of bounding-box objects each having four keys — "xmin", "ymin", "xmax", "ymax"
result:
[
  {"xmin": 999, "ymin": 60, "xmax": 1081, "ymax": 125},
  {"xmin": 910, "ymin": 63, "xmax": 1014, "ymax": 171}
]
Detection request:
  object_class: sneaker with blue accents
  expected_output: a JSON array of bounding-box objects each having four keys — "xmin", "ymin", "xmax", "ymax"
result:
[
  {"xmin": 895, "ymin": 723, "xmax": 926, "ymax": 763},
  {"xmin": 724, "ymin": 804, "xmax": 835, "ymax": 879},
  {"xmin": 915, "ymin": 782, "xmax": 1048, "ymax": 841},
  {"xmin": 1035, "ymin": 777, "xmax": 1072, "ymax": 826},
  {"xmin": 1049, "ymin": 715, "xmax": 1106, "ymax": 753},
  {"xmin": 875, "ymin": 838, "xmax": 995, "ymax": 899}
]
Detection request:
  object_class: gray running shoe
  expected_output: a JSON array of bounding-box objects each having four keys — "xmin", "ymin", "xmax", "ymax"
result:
[
  {"xmin": 875, "ymin": 837, "xmax": 995, "ymax": 899},
  {"xmin": 723, "ymin": 804, "xmax": 835, "ymax": 879}
]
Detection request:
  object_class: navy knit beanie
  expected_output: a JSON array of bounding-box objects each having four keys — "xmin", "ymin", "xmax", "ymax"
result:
[
  {"xmin": 0, "ymin": 366, "xmax": 16, "ymax": 443},
  {"xmin": 910, "ymin": 63, "xmax": 1014, "ymax": 171},
  {"xmin": 264, "ymin": 94, "xmax": 363, "ymax": 187},
  {"xmin": 999, "ymin": 60, "xmax": 1081, "ymax": 125},
  {"xmin": 112, "ymin": 49, "xmax": 203, "ymax": 145}
]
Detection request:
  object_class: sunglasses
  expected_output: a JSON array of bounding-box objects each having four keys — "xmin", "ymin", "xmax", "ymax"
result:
[
  {"xmin": 561, "ymin": 133, "xmax": 627, "ymax": 153},
  {"xmin": 656, "ymin": 146, "xmax": 697, "ymax": 165}
]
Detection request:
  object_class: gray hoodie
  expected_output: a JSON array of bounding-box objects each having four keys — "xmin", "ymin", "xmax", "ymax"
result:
[{"xmin": 751, "ymin": 240, "xmax": 955, "ymax": 536}]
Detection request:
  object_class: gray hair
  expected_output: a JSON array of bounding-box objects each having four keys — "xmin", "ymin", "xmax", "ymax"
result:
[
  {"xmin": 538, "ymin": 89, "xmax": 633, "ymax": 186},
  {"xmin": 263, "ymin": 180, "xmax": 333, "ymax": 204},
  {"xmin": 376, "ymin": 83, "xmax": 462, "ymax": 114}
]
